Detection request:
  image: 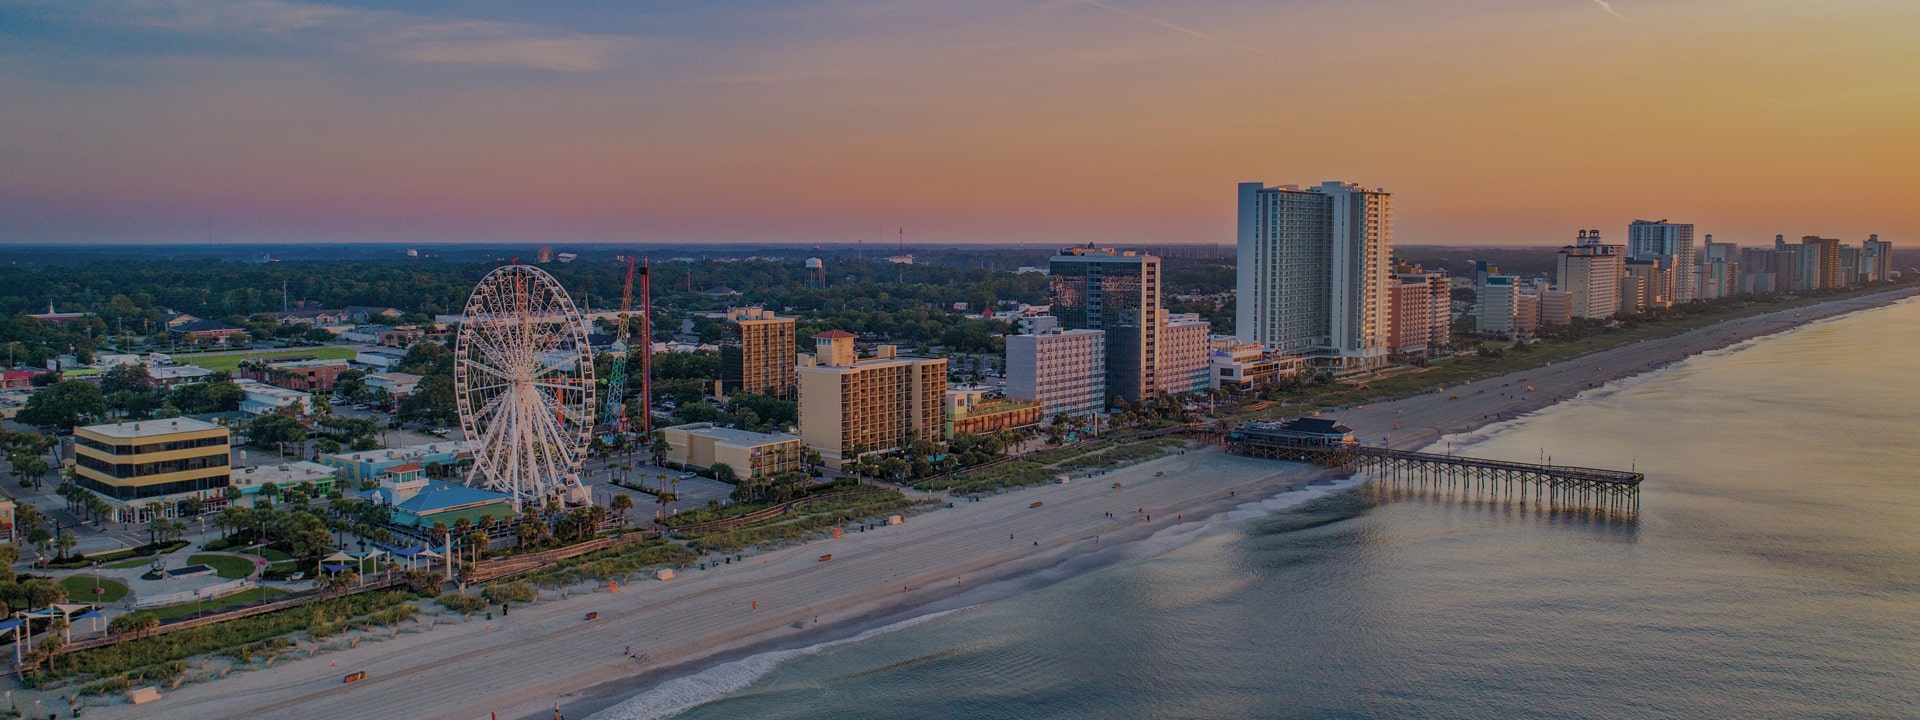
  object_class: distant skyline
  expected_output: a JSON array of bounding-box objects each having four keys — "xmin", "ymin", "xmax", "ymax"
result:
[{"xmin": 2, "ymin": 0, "xmax": 1915, "ymax": 247}]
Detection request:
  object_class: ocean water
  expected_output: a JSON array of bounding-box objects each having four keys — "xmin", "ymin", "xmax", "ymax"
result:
[{"xmin": 606, "ymin": 298, "xmax": 1920, "ymax": 719}]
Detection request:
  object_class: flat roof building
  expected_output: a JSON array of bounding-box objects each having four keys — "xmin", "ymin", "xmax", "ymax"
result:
[
  {"xmin": 1005, "ymin": 328, "xmax": 1105, "ymax": 420},
  {"xmin": 321, "ymin": 441, "xmax": 473, "ymax": 485},
  {"xmin": 660, "ymin": 422, "xmax": 805, "ymax": 480},
  {"xmin": 797, "ymin": 332, "xmax": 946, "ymax": 470},
  {"xmin": 231, "ymin": 461, "xmax": 338, "ymax": 506},
  {"xmin": 720, "ymin": 307, "xmax": 798, "ymax": 400},
  {"xmin": 73, "ymin": 417, "xmax": 232, "ymax": 523},
  {"xmin": 1049, "ymin": 246, "xmax": 1161, "ymax": 404}
]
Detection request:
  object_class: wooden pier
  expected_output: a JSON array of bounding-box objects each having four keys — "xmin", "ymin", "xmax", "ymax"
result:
[{"xmin": 1227, "ymin": 421, "xmax": 1641, "ymax": 517}]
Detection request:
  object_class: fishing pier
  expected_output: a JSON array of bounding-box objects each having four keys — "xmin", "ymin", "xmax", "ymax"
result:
[{"xmin": 1227, "ymin": 419, "xmax": 1642, "ymax": 517}]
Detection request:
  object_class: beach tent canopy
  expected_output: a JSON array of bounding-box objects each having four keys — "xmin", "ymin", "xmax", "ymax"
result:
[{"xmin": 322, "ymin": 551, "xmax": 354, "ymax": 563}]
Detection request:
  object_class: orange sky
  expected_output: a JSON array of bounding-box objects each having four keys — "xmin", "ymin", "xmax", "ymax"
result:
[{"xmin": 1, "ymin": 0, "xmax": 1915, "ymax": 246}]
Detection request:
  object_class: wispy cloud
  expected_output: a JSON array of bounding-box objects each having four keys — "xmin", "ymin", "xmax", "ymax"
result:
[
  {"xmin": 1590, "ymin": 0, "xmax": 1626, "ymax": 19},
  {"xmin": 35, "ymin": 0, "xmax": 644, "ymax": 71},
  {"xmin": 1080, "ymin": 0, "xmax": 1267, "ymax": 55}
]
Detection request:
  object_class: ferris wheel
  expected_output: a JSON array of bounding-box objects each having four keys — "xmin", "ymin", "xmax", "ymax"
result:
[{"xmin": 454, "ymin": 264, "xmax": 597, "ymax": 508}]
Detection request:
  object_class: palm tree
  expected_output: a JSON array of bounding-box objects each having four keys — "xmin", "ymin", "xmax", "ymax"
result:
[
  {"xmin": 654, "ymin": 490, "xmax": 678, "ymax": 519},
  {"xmin": 53, "ymin": 531, "xmax": 76, "ymax": 561},
  {"xmin": 515, "ymin": 520, "xmax": 544, "ymax": 549},
  {"xmin": 463, "ymin": 531, "xmax": 488, "ymax": 565},
  {"xmin": 609, "ymin": 493, "xmax": 634, "ymax": 524}
]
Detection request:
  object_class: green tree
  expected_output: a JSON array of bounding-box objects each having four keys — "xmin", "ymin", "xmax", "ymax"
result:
[
  {"xmin": 17, "ymin": 380, "xmax": 109, "ymax": 431},
  {"xmin": 99, "ymin": 363, "xmax": 154, "ymax": 395},
  {"xmin": 398, "ymin": 373, "xmax": 458, "ymax": 426},
  {"xmin": 335, "ymin": 369, "xmax": 368, "ymax": 402},
  {"xmin": 170, "ymin": 378, "xmax": 244, "ymax": 414},
  {"xmin": 53, "ymin": 531, "xmax": 76, "ymax": 560},
  {"xmin": 279, "ymin": 510, "xmax": 335, "ymax": 559},
  {"xmin": 398, "ymin": 342, "xmax": 454, "ymax": 376},
  {"xmin": 247, "ymin": 413, "xmax": 308, "ymax": 449},
  {"xmin": 609, "ymin": 493, "xmax": 633, "ymax": 523},
  {"xmin": 710, "ymin": 462, "xmax": 737, "ymax": 485}
]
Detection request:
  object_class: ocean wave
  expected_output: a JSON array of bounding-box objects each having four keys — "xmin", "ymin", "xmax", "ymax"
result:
[
  {"xmin": 588, "ymin": 607, "xmax": 970, "ymax": 720},
  {"xmin": 589, "ymin": 474, "xmax": 1365, "ymax": 719}
]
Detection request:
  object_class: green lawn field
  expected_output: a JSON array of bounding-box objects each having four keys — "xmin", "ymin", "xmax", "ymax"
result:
[
  {"xmin": 57, "ymin": 575, "xmax": 129, "ymax": 603},
  {"xmin": 176, "ymin": 346, "xmax": 360, "ymax": 373}
]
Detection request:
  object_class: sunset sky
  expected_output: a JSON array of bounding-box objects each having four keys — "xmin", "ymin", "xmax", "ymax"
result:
[{"xmin": 2, "ymin": 0, "xmax": 1915, "ymax": 247}]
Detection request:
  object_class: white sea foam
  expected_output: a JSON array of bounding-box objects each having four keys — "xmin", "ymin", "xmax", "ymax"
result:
[
  {"xmin": 588, "ymin": 607, "xmax": 969, "ymax": 720},
  {"xmin": 589, "ymin": 472, "xmax": 1365, "ymax": 719}
]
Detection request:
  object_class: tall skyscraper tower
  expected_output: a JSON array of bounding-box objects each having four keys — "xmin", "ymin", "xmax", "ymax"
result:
[
  {"xmin": 1048, "ymin": 246, "xmax": 1160, "ymax": 405},
  {"xmin": 1627, "ymin": 220, "xmax": 1697, "ymax": 301},
  {"xmin": 1235, "ymin": 181, "xmax": 1393, "ymax": 370}
]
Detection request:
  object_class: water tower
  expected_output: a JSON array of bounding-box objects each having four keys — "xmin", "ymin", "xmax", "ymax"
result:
[{"xmin": 805, "ymin": 256, "xmax": 825, "ymax": 289}]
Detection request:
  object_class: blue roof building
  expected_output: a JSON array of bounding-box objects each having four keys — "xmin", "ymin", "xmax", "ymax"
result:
[{"xmin": 360, "ymin": 463, "xmax": 514, "ymax": 528}]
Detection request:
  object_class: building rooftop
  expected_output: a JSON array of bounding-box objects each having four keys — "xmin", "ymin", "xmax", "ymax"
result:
[
  {"xmin": 80, "ymin": 417, "xmax": 224, "ymax": 438},
  {"xmin": 172, "ymin": 319, "xmax": 242, "ymax": 333},
  {"xmin": 813, "ymin": 330, "xmax": 856, "ymax": 340},
  {"xmin": 149, "ymin": 365, "xmax": 214, "ymax": 379},
  {"xmin": 232, "ymin": 461, "xmax": 336, "ymax": 487},
  {"xmin": 235, "ymin": 379, "xmax": 310, "ymax": 400},
  {"xmin": 1278, "ymin": 417, "xmax": 1354, "ymax": 435},
  {"xmin": 665, "ymin": 422, "xmax": 800, "ymax": 447},
  {"xmin": 325, "ymin": 441, "xmax": 472, "ymax": 464},
  {"xmin": 365, "ymin": 480, "xmax": 512, "ymax": 515},
  {"xmin": 266, "ymin": 357, "xmax": 350, "ymax": 368},
  {"xmin": 367, "ymin": 372, "xmax": 422, "ymax": 384}
]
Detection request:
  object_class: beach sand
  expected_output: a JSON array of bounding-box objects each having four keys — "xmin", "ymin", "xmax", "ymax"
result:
[{"xmin": 80, "ymin": 287, "xmax": 1918, "ymax": 720}]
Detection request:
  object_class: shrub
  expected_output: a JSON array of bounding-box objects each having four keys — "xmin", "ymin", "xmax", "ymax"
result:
[
  {"xmin": 41, "ymin": 590, "xmax": 416, "ymax": 684},
  {"xmin": 482, "ymin": 582, "xmax": 537, "ymax": 605},
  {"xmin": 435, "ymin": 592, "xmax": 487, "ymax": 615}
]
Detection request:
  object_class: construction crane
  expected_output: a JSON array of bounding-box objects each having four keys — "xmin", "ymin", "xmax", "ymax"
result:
[{"xmin": 603, "ymin": 257, "xmax": 635, "ymax": 433}]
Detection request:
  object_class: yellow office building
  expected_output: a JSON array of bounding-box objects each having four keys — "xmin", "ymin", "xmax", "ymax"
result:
[{"xmin": 73, "ymin": 417, "xmax": 232, "ymax": 523}]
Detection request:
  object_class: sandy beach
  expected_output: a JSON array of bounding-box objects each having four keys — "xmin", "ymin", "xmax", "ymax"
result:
[{"xmin": 83, "ymin": 286, "xmax": 1918, "ymax": 720}]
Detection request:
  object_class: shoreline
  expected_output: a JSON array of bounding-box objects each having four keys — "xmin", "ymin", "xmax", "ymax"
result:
[{"xmin": 70, "ymin": 286, "xmax": 1919, "ymax": 720}]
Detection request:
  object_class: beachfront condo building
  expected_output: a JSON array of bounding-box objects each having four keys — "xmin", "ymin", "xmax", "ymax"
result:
[
  {"xmin": 1389, "ymin": 267, "xmax": 1450, "ymax": 356},
  {"xmin": 1623, "ymin": 258, "xmax": 1675, "ymax": 309},
  {"xmin": 1862, "ymin": 235, "xmax": 1894, "ymax": 283},
  {"xmin": 1048, "ymin": 246, "xmax": 1160, "ymax": 404},
  {"xmin": 720, "ymin": 307, "xmax": 798, "ymax": 400},
  {"xmin": 1556, "ymin": 230, "xmax": 1624, "ymax": 319},
  {"xmin": 1540, "ymin": 289, "xmax": 1572, "ymax": 326},
  {"xmin": 1156, "ymin": 312, "xmax": 1213, "ymax": 396},
  {"xmin": 1799, "ymin": 236, "xmax": 1844, "ymax": 290},
  {"xmin": 1476, "ymin": 275, "xmax": 1519, "ymax": 336},
  {"xmin": 659, "ymin": 422, "xmax": 805, "ymax": 480},
  {"xmin": 1006, "ymin": 328, "xmax": 1106, "ymax": 420},
  {"xmin": 1627, "ymin": 219, "xmax": 1697, "ymax": 301},
  {"xmin": 1236, "ymin": 181, "xmax": 1393, "ymax": 372},
  {"xmin": 73, "ymin": 417, "xmax": 232, "ymax": 523},
  {"xmin": 1697, "ymin": 237, "xmax": 1739, "ymax": 301},
  {"xmin": 797, "ymin": 331, "xmax": 947, "ymax": 470}
]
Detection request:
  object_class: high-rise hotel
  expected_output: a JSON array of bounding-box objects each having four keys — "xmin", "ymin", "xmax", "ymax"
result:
[
  {"xmin": 796, "ymin": 331, "xmax": 946, "ymax": 470},
  {"xmin": 1048, "ymin": 246, "xmax": 1161, "ymax": 404},
  {"xmin": 719, "ymin": 306, "xmax": 798, "ymax": 400},
  {"xmin": 1235, "ymin": 181, "xmax": 1393, "ymax": 371}
]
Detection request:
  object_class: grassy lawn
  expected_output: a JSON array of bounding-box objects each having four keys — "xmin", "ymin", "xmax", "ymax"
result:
[
  {"xmin": 187, "ymin": 554, "xmax": 257, "ymax": 579},
  {"xmin": 243, "ymin": 547, "xmax": 293, "ymax": 562},
  {"xmin": 177, "ymin": 346, "xmax": 359, "ymax": 373},
  {"xmin": 57, "ymin": 575, "xmax": 129, "ymax": 603},
  {"xmin": 142, "ymin": 587, "xmax": 289, "ymax": 621}
]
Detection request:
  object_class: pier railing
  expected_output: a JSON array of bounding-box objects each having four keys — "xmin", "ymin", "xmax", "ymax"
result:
[{"xmin": 1227, "ymin": 426, "xmax": 1641, "ymax": 517}]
